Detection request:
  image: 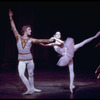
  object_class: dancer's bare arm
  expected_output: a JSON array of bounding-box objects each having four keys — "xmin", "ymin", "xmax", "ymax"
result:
[
  {"xmin": 74, "ymin": 31, "xmax": 100, "ymax": 51},
  {"xmin": 9, "ymin": 9, "xmax": 20, "ymax": 41},
  {"xmin": 54, "ymin": 37, "xmax": 64, "ymax": 43},
  {"xmin": 31, "ymin": 37, "xmax": 54, "ymax": 44},
  {"xmin": 39, "ymin": 37, "xmax": 64, "ymax": 47},
  {"xmin": 39, "ymin": 42, "xmax": 62, "ymax": 47}
]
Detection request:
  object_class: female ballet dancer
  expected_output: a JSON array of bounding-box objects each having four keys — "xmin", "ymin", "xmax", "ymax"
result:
[{"xmin": 40, "ymin": 31, "xmax": 100, "ymax": 93}]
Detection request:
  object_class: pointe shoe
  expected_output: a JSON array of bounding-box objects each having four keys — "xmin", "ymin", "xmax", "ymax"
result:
[
  {"xmin": 32, "ymin": 88, "xmax": 41, "ymax": 93},
  {"xmin": 70, "ymin": 85, "xmax": 75, "ymax": 93}
]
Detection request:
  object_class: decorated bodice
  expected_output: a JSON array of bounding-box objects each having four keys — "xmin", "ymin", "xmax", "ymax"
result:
[
  {"xmin": 17, "ymin": 36, "xmax": 33, "ymax": 61},
  {"xmin": 54, "ymin": 37, "xmax": 74, "ymax": 58},
  {"xmin": 17, "ymin": 36, "xmax": 32, "ymax": 53}
]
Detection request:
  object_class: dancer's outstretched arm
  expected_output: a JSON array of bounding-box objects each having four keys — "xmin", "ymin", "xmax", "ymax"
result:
[
  {"xmin": 9, "ymin": 9, "xmax": 20, "ymax": 41},
  {"xmin": 39, "ymin": 37, "xmax": 64, "ymax": 47},
  {"xmin": 53, "ymin": 37, "xmax": 64, "ymax": 44},
  {"xmin": 31, "ymin": 37, "xmax": 54, "ymax": 44},
  {"xmin": 39, "ymin": 43, "xmax": 54, "ymax": 47},
  {"xmin": 74, "ymin": 31, "xmax": 100, "ymax": 51},
  {"xmin": 39, "ymin": 42, "xmax": 62, "ymax": 47}
]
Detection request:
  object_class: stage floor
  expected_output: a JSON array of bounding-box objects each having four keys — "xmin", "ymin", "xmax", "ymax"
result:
[{"xmin": 0, "ymin": 65, "xmax": 100, "ymax": 99}]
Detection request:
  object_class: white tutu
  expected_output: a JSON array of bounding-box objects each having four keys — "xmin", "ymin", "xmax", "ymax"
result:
[{"xmin": 56, "ymin": 37, "xmax": 74, "ymax": 67}]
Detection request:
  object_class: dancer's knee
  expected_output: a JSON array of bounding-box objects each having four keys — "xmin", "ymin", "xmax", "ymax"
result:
[
  {"xmin": 28, "ymin": 72, "xmax": 33, "ymax": 77},
  {"xmin": 19, "ymin": 73, "xmax": 25, "ymax": 79}
]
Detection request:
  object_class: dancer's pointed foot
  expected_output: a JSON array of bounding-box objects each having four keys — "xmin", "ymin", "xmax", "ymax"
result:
[
  {"xmin": 70, "ymin": 85, "xmax": 75, "ymax": 93},
  {"xmin": 32, "ymin": 88, "xmax": 41, "ymax": 93}
]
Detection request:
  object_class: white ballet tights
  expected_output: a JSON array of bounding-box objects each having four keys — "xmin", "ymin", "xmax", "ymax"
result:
[
  {"xmin": 68, "ymin": 59, "xmax": 75, "ymax": 93},
  {"xmin": 18, "ymin": 60, "xmax": 41, "ymax": 95}
]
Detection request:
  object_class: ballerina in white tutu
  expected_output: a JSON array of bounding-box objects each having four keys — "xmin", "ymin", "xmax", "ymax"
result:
[{"xmin": 40, "ymin": 31, "xmax": 100, "ymax": 93}]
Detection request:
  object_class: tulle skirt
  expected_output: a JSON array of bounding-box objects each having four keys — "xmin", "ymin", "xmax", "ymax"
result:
[
  {"xmin": 56, "ymin": 37, "xmax": 74, "ymax": 67},
  {"xmin": 57, "ymin": 55, "xmax": 72, "ymax": 66}
]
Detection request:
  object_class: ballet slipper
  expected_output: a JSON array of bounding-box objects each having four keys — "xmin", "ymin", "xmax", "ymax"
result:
[
  {"xmin": 31, "ymin": 88, "xmax": 41, "ymax": 93},
  {"xmin": 70, "ymin": 85, "xmax": 75, "ymax": 93}
]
